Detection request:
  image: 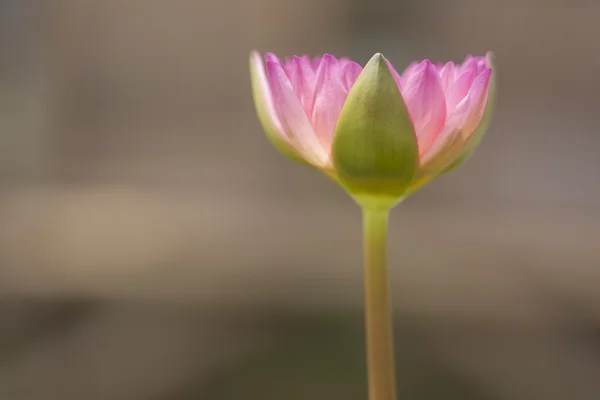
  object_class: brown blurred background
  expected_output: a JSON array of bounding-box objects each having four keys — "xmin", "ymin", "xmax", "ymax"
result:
[{"xmin": 1, "ymin": 0, "xmax": 599, "ymax": 399}]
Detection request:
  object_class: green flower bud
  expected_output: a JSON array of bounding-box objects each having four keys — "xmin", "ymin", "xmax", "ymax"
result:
[{"xmin": 332, "ymin": 54, "xmax": 419, "ymax": 209}]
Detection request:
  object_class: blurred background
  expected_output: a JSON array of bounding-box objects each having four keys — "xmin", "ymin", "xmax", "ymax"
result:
[{"xmin": 0, "ymin": 0, "xmax": 599, "ymax": 399}]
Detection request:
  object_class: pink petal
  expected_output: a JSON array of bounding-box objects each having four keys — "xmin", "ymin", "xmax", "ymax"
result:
[
  {"xmin": 439, "ymin": 62, "xmax": 455, "ymax": 92},
  {"xmin": 301, "ymin": 55, "xmax": 311, "ymax": 66},
  {"xmin": 446, "ymin": 70, "xmax": 475, "ymax": 114},
  {"xmin": 311, "ymin": 56, "xmax": 322, "ymax": 71},
  {"xmin": 402, "ymin": 60, "xmax": 447, "ymax": 156},
  {"xmin": 421, "ymin": 68, "xmax": 492, "ymax": 165},
  {"xmin": 341, "ymin": 61, "xmax": 362, "ymax": 92},
  {"xmin": 265, "ymin": 52, "xmax": 281, "ymax": 64},
  {"xmin": 444, "ymin": 69, "xmax": 491, "ymax": 136},
  {"xmin": 250, "ymin": 51, "xmax": 284, "ymax": 137},
  {"xmin": 266, "ymin": 59, "xmax": 329, "ymax": 167},
  {"xmin": 459, "ymin": 55, "xmax": 479, "ymax": 75},
  {"xmin": 461, "ymin": 68, "xmax": 492, "ymax": 131},
  {"xmin": 311, "ymin": 54, "xmax": 348, "ymax": 150},
  {"xmin": 400, "ymin": 61, "xmax": 420, "ymax": 82},
  {"xmin": 289, "ymin": 56, "xmax": 317, "ymax": 116},
  {"xmin": 265, "ymin": 52, "xmax": 285, "ymax": 74},
  {"xmin": 339, "ymin": 57, "xmax": 351, "ymax": 66},
  {"xmin": 476, "ymin": 58, "xmax": 488, "ymax": 74}
]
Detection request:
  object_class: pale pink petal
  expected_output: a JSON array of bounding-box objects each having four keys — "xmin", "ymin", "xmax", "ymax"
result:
[
  {"xmin": 267, "ymin": 52, "xmax": 293, "ymax": 81},
  {"xmin": 311, "ymin": 56, "xmax": 322, "ymax": 71},
  {"xmin": 459, "ymin": 55, "xmax": 479, "ymax": 75},
  {"xmin": 444, "ymin": 96, "xmax": 472, "ymax": 137},
  {"xmin": 265, "ymin": 52, "xmax": 282, "ymax": 65},
  {"xmin": 446, "ymin": 70, "xmax": 475, "ymax": 114},
  {"xmin": 439, "ymin": 62, "xmax": 455, "ymax": 92},
  {"xmin": 400, "ymin": 61, "xmax": 420, "ymax": 82},
  {"xmin": 444, "ymin": 69, "xmax": 490, "ymax": 137},
  {"xmin": 422, "ymin": 68, "xmax": 492, "ymax": 165},
  {"xmin": 266, "ymin": 60, "xmax": 329, "ymax": 167},
  {"xmin": 311, "ymin": 54, "xmax": 348, "ymax": 150},
  {"xmin": 460, "ymin": 56, "xmax": 487, "ymax": 75},
  {"xmin": 301, "ymin": 55, "xmax": 311, "ymax": 66},
  {"xmin": 283, "ymin": 57, "xmax": 295, "ymax": 78},
  {"xmin": 339, "ymin": 57, "xmax": 351, "ymax": 66},
  {"xmin": 250, "ymin": 51, "xmax": 284, "ymax": 138},
  {"xmin": 476, "ymin": 58, "xmax": 487, "ymax": 74},
  {"xmin": 461, "ymin": 68, "xmax": 492, "ymax": 130},
  {"xmin": 402, "ymin": 60, "xmax": 447, "ymax": 156},
  {"xmin": 341, "ymin": 61, "xmax": 362, "ymax": 92},
  {"xmin": 289, "ymin": 56, "xmax": 317, "ymax": 116}
]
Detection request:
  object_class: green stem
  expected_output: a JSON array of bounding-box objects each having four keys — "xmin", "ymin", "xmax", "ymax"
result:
[{"xmin": 362, "ymin": 207, "xmax": 396, "ymax": 400}]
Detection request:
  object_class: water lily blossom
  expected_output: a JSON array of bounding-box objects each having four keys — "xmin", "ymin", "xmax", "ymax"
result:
[
  {"xmin": 249, "ymin": 49, "xmax": 496, "ymax": 400},
  {"xmin": 250, "ymin": 51, "xmax": 494, "ymax": 201}
]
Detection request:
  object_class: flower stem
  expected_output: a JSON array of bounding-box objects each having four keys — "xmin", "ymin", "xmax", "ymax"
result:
[{"xmin": 362, "ymin": 207, "xmax": 396, "ymax": 400}]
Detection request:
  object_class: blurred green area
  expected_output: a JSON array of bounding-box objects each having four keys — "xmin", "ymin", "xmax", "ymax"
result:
[{"xmin": 165, "ymin": 311, "xmax": 498, "ymax": 400}]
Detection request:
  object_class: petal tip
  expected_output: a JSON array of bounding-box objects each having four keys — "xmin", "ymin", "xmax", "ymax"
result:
[
  {"xmin": 420, "ymin": 60, "xmax": 439, "ymax": 77},
  {"xmin": 480, "ymin": 67, "xmax": 493, "ymax": 82},
  {"xmin": 417, "ymin": 59, "xmax": 438, "ymax": 76},
  {"xmin": 250, "ymin": 50, "xmax": 264, "ymax": 65},
  {"xmin": 320, "ymin": 53, "xmax": 337, "ymax": 62},
  {"xmin": 264, "ymin": 52, "xmax": 281, "ymax": 64},
  {"xmin": 264, "ymin": 58, "xmax": 287, "ymax": 82}
]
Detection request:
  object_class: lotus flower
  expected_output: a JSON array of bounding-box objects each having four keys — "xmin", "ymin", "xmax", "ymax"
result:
[
  {"xmin": 250, "ymin": 51, "xmax": 494, "ymax": 198},
  {"xmin": 249, "ymin": 50, "xmax": 496, "ymax": 399}
]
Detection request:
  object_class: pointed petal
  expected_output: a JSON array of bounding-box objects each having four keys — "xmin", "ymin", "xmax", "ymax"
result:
[
  {"xmin": 289, "ymin": 56, "xmax": 317, "ymax": 116},
  {"xmin": 341, "ymin": 61, "xmax": 362, "ymax": 92},
  {"xmin": 446, "ymin": 70, "xmax": 475, "ymax": 113},
  {"xmin": 442, "ymin": 54, "xmax": 496, "ymax": 173},
  {"xmin": 460, "ymin": 68, "xmax": 492, "ymax": 133},
  {"xmin": 250, "ymin": 52, "xmax": 283, "ymax": 134},
  {"xmin": 405, "ymin": 53, "xmax": 496, "ymax": 195},
  {"xmin": 400, "ymin": 61, "xmax": 420, "ymax": 81},
  {"xmin": 419, "ymin": 67, "xmax": 492, "ymax": 174},
  {"xmin": 439, "ymin": 62, "xmax": 455, "ymax": 92},
  {"xmin": 402, "ymin": 60, "xmax": 447, "ymax": 156},
  {"xmin": 459, "ymin": 55, "xmax": 479, "ymax": 74},
  {"xmin": 264, "ymin": 52, "xmax": 281, "ymax": 64},
  {"xmin": 266, "ymin": 59, "xmax": 329, "ymax": 167},
  {"xmin": 476, "ymin": 58, "xmax": 488, "ymax": 74},
  {"xmin": 250, "ymin": 51, "xmax": 313, "ymax": 164},
  {"xmin": 265, "ymin": 52, "xmax": 287, "ymax": 77},
  {"xmin": 311, "ymin": 54, "xmax": 348, "ymax": 150}
]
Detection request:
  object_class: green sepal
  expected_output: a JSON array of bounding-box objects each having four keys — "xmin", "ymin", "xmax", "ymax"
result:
[{"xmin": 332, "ymin": 53, "xmax": 419, "ymax": 208}]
